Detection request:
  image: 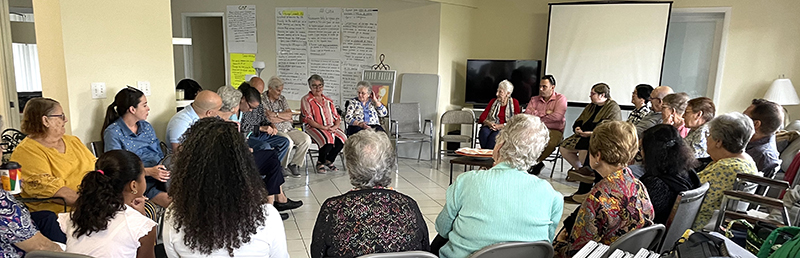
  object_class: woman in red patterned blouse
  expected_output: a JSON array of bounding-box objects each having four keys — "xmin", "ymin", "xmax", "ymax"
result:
[
  {"xmin": 301, "ymin": 74, "xmax": 348, "ymax": 174},
  {"xmin": 554, "ymin": 121, "xmax": 655, "ymax": 258}
]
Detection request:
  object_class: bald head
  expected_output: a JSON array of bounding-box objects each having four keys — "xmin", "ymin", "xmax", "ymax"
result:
[
  {"xmin": 249, "ymin": 77, "xmax": 265, "ymax": 94},
  {"xmin": 650, "ymin": 86, "xmax": 674, "ymax": 112},
  {"xmin": 193, "ymin": 90, "xmax": 223, "ymax": 118}
]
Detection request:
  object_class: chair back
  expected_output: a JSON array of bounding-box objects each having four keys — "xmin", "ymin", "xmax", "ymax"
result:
[
  {"xmin": 357, "ymin": 251, "xmax": 438, "ymax": 258},
  {"xmin": 468, "ymin": 241, "xmax": 554, "ymax": 258},
  {"xmin": 1, "ymin": 128, "xmax": 26, "ymax": 155},
  {"xmin": 660, "ymin": 182, "xmax": 710, "ymax": 252},
  {"xmin": 440, "ymin": 110, "xmax": 475, "ymax": 125},
  {"xmin": 25, "ymin": 251, "xmax": 94, "ymax": 258},
  {"xmin": 390, "ymin": 103, "xmax": 422, "ymax": 134},
  {"xmin": 90, "ymin": 141, "xmax": 104, "ymax": 157},
  {"xmin": 601, "ymin": 224, "xmax": 666, "ymax": 258}
]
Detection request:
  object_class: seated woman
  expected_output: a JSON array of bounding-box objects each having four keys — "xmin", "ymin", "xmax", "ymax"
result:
[
  {"xmin": 692, "ymin": 112, "xmax": 759, "ymax": 230},
  {"xmin": 344, "ymin": 81, "xmax": 388, "ymax": 136},
  {"xmin": 1, "ymin": 189, "xmax": 63, "ymax": 257},
  {"xmin": 554, "ymin": 121, "xmax": 654, "ymax": 258},
  {"xmin": 683, "ymin": 97, "xmax": 716, "ymax": 159},
  {"xmin": 302, "ymin": 74, "xmax": 347, "ymax": 174},
  {"xmin": 434, "ymin": 114, "xmax": 563, "ymax": 258},
  {"xmin": 628, "ymin": 84, "xmax": 653, "ymax": 124},
  {"xmin": 311, "ymin": 130, "xmax": 428, "ymax": 258},
  {"xmin": 216, "ymin": 85, "xmax": 243, "ymax": 123},
  {"xmin": 102, "ymin": 87, "xmax": 171, "ymax": 207},
  {"xmin": 58, "ymin": 150, "xmax": 157, "ymax": 257},
  {"xmin": 163, "ymin": 118, "xmax": 288, "ymax": 257},
  {"xmin": 639, "ymin": 124, "xmax": 700, "ymax": 224},
  {"xmin": 661, "ymin": 92, "xmax": 691, "ymax": 138},
  {"xmin": 11, "ymin": 98, "xmax": 96, "ymax": 213},
  {"xmin": 561, "ymin": 83, "xmax": 621, "ymax": 202},
  {"xmin": 477, "ymin": 80, "xmax": 520, "ymax": 149}
]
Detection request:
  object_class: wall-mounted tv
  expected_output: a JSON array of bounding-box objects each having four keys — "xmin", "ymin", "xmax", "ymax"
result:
[{"xmin": 465, "ymin": 59, "xmax": 542, "ymax": 108}]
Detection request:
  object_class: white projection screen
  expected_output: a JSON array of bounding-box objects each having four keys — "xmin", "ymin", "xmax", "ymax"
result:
[{"xmin": 545, "ymin": 2, "xmax": 672, "ymax": 104}]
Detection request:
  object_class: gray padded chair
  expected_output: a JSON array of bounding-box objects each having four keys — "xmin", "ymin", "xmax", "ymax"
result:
[
  {"xmin": 468, "ymin": 241, "xmax": 554, "ymax": 258},
  {"xmin": 25, "ymin": 251, "xmax": 94, "ymax": 258},
  {"xmin": 357, "ymin": 251, "xmax": 438, "ymax": 258},
  {"xmin": 600, "ymin": 224, "xmax": 665, "ymax": 258},
  {"xmin": 659, "ymin": 182, "xmax": 710, "ymax": 252},
  {"xmin": 389, "ymin": 103, "xmax": 434, "ymax": 165},
  {"xmin": 437, "ymin": 110, "xmax": 476, "ymax": 169}
]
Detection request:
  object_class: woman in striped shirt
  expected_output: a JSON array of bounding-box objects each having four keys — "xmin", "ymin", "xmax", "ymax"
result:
[{"xmin": 301, "ymin": 74, "xmax": 348, "ymax": 174}]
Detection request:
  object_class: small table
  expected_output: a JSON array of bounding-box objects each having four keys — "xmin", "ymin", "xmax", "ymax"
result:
[{"xmin": 449, "ymin": 156, "xmax": 494, "ymax": 184}]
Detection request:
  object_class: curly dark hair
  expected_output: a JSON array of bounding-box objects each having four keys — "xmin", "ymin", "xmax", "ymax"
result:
[
  {"xmin": 71, "ymin": 150, "xmax": 144, "ymax": 238},
  {"xmin": 168, "ymin": 117, "xmax": 268, "ymax": 256},
  {"xmin": 641, "ymin": 124, "xmax": 698, "ymax": 177}
]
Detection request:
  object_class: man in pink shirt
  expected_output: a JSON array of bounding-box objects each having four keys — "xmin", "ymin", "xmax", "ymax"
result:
[{"xmin": 524, "ymin": 75, "xmax": 567, "ymax": 173}]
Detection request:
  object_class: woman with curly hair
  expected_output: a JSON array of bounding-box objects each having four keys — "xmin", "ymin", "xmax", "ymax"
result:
[
  {"xmin": 163, "ymin": 117, "xmax": 288, "ymax": 257},
  {"xmin": 57, "ymin": 150, "xmax": 157, "ymax": 257}
]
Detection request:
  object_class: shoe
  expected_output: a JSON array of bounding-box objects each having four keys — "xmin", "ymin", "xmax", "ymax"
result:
[
  {"xmin": 287, "ymin": 164, "xmax": 301, "ymax": 178},
  {"xmin": 567, "ymin": 167, "xmax": 595, "ymax": 184},
  {"xmin": 274, "ymin": 198, "xmax": 304, "ymax": 211},
  {"xmin": 563, "ymin": 195, "xmax": 580, "ymax": 205},
  {"xmin": 280, "ymin": 213, "xmax": 289, "ymax": 220},
  {"xmin": 316, "ymin": 163, "xmax": 328, "ymax": 174},
  {"xmin": 528, "ymin": 162, "xmax": 545, "ymax": 175},
  {"xmin": 576, "ymin": 166, "xmax": 595, "ymax": 176}
]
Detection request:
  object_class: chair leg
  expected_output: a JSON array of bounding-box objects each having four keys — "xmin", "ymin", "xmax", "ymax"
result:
[
  {"xmin": 430, "ymin": 138, "xmax": 435, "ymax": 167},
  {"xmin": 417, "ymin": 141, "xmax": 424, "ymax": 163}
]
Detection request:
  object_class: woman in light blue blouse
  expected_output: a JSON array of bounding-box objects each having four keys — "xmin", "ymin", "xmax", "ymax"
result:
[
  {"xmin": 432, "ymin": 114, "xmax": 564, "ymax": 258},
  {"xmin": 102, "ymin": 86, "xmax": 171, "ymax": 207},
  {"xmin": 344, "ymin": 81, "xmax": 388, "ymax": 136}
]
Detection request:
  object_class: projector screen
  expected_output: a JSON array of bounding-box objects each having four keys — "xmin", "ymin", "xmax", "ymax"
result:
[{"xmin": 545, "ymin": 2, "xmax": 672, "ymax": 104}]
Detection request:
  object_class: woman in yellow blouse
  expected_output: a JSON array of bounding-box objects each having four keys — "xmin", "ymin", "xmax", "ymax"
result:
[{"xmin": 10, "ymin": 98, "xmax": 96, "ymax": 213}]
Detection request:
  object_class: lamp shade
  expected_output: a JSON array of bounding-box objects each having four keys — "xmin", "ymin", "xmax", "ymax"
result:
[
  {"xmin": 764, "ymin": 78, "xmax": 800, "ymax": 105},
  {"xmin": 252, "ymin": 61, "xmax": 266, "ymax": 69}
]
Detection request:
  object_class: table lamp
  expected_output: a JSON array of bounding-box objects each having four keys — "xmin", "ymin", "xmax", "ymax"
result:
[
  {"xmin": 252, "ymin": 61, "xmax": 266, "ymax": 77},
  {"xmin": 763, "ymin": 75, "xmax": 798, "ymax": 125}
]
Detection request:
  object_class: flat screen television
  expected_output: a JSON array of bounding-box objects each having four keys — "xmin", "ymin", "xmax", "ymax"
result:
[{"xmin": 465, "ymin": 59, "xmax": 542, "ymax": 108}]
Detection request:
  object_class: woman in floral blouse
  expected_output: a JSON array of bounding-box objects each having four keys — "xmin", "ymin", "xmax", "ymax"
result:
[
  {"xmin": 344, "ymin": 81, "xmax": 388, "ymax": 136},
  {"xmin": 1, "ymin": 189, "xmax": 62, "ymax": 257},
  {"xmin": 628, "ymin": 84, "xmax": 653, "ymax": 124},
  {"xmin": 311, "ymin": 130, "xmax": 428, "ymax": 258},
  {"xmin": 554, "ymin": 121, "xmax": 654, "ymax": 258},
  {"xmin": 683, "ymin": 97, "xmax": 716, "ymax": 159},
  {"xmin": 692, "ymin": 112, "xmax": 759, "ymax": 230}
]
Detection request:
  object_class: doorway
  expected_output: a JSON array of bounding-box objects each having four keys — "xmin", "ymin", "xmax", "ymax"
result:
[
  {"xmin": 661, "ymin": 8, "xmax": 730, "ymax": 101},
  {"xmin": 179, "ymin": 13, "xmax": 227, "ymax": 91}
]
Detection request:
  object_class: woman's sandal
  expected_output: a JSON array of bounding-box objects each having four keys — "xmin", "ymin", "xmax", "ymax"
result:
[
  {"xmin": 324, "ymin": 162, "xmax": 339, "ymax": 171},
  {"xmin": 316, "ymin": 163, "xmax": 328, "ymax": 174}
]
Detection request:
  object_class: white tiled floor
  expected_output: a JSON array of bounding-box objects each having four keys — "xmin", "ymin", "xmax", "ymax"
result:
[{"xmin": 280, "ymin": 157, "xmax": 580, "ymax": 258}]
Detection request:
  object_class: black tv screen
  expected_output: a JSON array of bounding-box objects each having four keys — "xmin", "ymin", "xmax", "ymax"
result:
[{"xmin": 465, "ymin": 59, "xmax": 542, "ymax": 108}]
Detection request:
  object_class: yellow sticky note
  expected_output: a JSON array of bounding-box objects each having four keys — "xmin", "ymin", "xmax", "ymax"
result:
[
  {"xmin": 282, "ymin": 10, "xmax": 304, "ymax": 16},
  {"xmin": 230, "ymin": 53, "xmax": 256, "ymax": 88}
]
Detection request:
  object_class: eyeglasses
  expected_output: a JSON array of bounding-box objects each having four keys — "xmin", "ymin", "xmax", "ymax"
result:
[
  {"xmin": 310, "ymin": 84, "xmax": 324, "ymax": 89},
  {"xmin": 590, "ymin": 92, "xmax": 600, "ymax": 96},
  {"xmin": 46, "ymin": 114, "xmax": 66, "ymax": 121}
]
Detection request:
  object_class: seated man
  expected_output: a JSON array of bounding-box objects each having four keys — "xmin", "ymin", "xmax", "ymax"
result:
[
  {"xmin": 524, "ymin": 75, "xmax": 567, "ymax": 174},
  {"xmin": 634, "ymin": 86, "xmax": 674, "ymax": 139},
  {"xmin": 744, "ymin": 98, "xmax": 783, "ymax": 173},
  {"xmin": 166, "ymin": 90, "xmax": 223, "ymax": 151}
]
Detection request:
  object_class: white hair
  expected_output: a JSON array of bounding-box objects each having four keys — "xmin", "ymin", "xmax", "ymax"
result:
[
  {"xmin": 708, "ymin": 112, "xmax": 754, "ymax": 154},
  {"xmin": 495, "ymin": 114, "xmax": 549, "ymax": 170},
  {"xmin": 356, "ymin": 81, "xmax": 372, "ymax": 92},
  {"xmin": 498, "ymin": 80, "xmax": 514, "ymax": 94},
  {"xmin": 344, "ymin": 129, "xmax": 396, "ymax": 188},
  {"xmin": 267, "ymin": 76, "xmax": 284, "ymax": 90}
]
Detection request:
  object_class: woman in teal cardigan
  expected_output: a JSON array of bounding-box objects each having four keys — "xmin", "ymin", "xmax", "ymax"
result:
[{"xmin": 433, "ymin": 114, "xmax": 564, "ymax": 258}]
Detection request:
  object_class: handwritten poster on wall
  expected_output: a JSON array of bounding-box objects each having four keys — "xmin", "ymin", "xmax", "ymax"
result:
[
  {"xmin": 276, "ymin": 7, "xmax": 377, "ymax": 106},
  {"xmin": 230, "ymin": 53, "xmax": 257, "ymax": 88},
  {"xmin": 226, "ymin": 5, "xmax": 258, "ymax": 53}
]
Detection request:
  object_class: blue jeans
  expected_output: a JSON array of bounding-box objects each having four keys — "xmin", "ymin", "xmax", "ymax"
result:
[
  {"xmin": 478, "ymin": 126, "xmax": 500, "ymax": 149},
  {"xmin": 248, "ymin": 133, "xmax": 291, "ymax": 162}
]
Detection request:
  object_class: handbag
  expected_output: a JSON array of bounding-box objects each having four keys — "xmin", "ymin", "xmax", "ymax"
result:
[
  {"xmin": 757, "ymin": 226, "xmax": 799, "ymax": 258},
  {"xmin": 662, "ymin": 231, "xmax": 729, "ymax": 258}
]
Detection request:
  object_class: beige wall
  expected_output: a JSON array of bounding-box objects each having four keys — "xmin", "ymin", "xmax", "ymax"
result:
[
  {"xmin": 468, "ymin": 0, "xmax": 800, "ymax": 119},
  {"xmin": 170, "ymin": 0, "xmax": 442, "ymax": 109},
  {"xmin": 34, "ymin": 0, "xmax": 175, "ymax": 143},
  {"xmin": 438, "ymin": 3, "xmax": 473, "ymax": 113}
]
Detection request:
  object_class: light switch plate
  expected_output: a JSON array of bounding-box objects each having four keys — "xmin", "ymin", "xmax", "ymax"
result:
[
  {"xmin": 137, "ymin": 81, "xmax": 151, "ymax": 96},
  {"xmin": 91, "ymin": 82, "xmax": 106, "ymax": 99}
]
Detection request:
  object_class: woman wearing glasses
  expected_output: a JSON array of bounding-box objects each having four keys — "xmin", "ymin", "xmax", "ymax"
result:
[
  {"xmin": 301, "ymin": 74, "xmax": 347, "ymax": 174},
  {"xmin": 10, "ymin": 98, "xmax": 96, "ymax": 214}
]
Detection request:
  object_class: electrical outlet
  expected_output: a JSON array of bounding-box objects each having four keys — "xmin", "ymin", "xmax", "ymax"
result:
[
  {"xmin": 91, "ymin": 82, "xmax": 106, "ymax": 99},
  {"xmin": 137, "ymin": 81, "xmax": 151, "ymax": 96}
]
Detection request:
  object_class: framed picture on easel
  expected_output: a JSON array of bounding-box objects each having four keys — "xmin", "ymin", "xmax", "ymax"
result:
[{"xmin": 362, "ymin": 70, "xmax": 397, "ymax": 106}]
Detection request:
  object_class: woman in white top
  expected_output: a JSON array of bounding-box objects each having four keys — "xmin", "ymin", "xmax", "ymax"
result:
[
  {"xmin": 163, "ymin": 117, "xmax": 288, "ymax": 257},
  {"xmin": 58, "ymin": 149, "xmax": 157, "ymax": 258}
]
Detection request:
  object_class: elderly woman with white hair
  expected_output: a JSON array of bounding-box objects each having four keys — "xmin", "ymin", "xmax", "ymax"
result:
[
  {"xmin": 432, "ymin": 114, "xmax": 563, "ymax": 258},
  {"xmin": 216, "ymin": 85, "xmax": 243, "ymax": 122},
  {"xmin": 477, "ymin": 80, "xmax": 521, "ymax": 149},
  {"xmin": 310, "ymin": 130, "xmax": 429, "ymax": 258},
  {"xmin": 692, "ymin": 112, "xmax": 759, "ymax": 230},
  {"xmin": 344, "ymin": 81, "xmax": 388, "ymax": 136}
]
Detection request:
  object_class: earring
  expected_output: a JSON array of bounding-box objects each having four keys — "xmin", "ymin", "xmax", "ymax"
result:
[{"xmin": 132, "ymin": 190, "xmax": 137, "ymax": 195}]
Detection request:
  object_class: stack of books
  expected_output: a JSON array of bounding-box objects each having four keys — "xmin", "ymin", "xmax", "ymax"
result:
[{"xmin": 573, "ymin": 241, "xmax": 661, "ymax": 258}]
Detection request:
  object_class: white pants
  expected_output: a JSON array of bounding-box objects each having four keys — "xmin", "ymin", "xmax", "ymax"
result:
[{"xmin": 277, "ymin": 130, "xmax": 311, "ymax": 167}]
